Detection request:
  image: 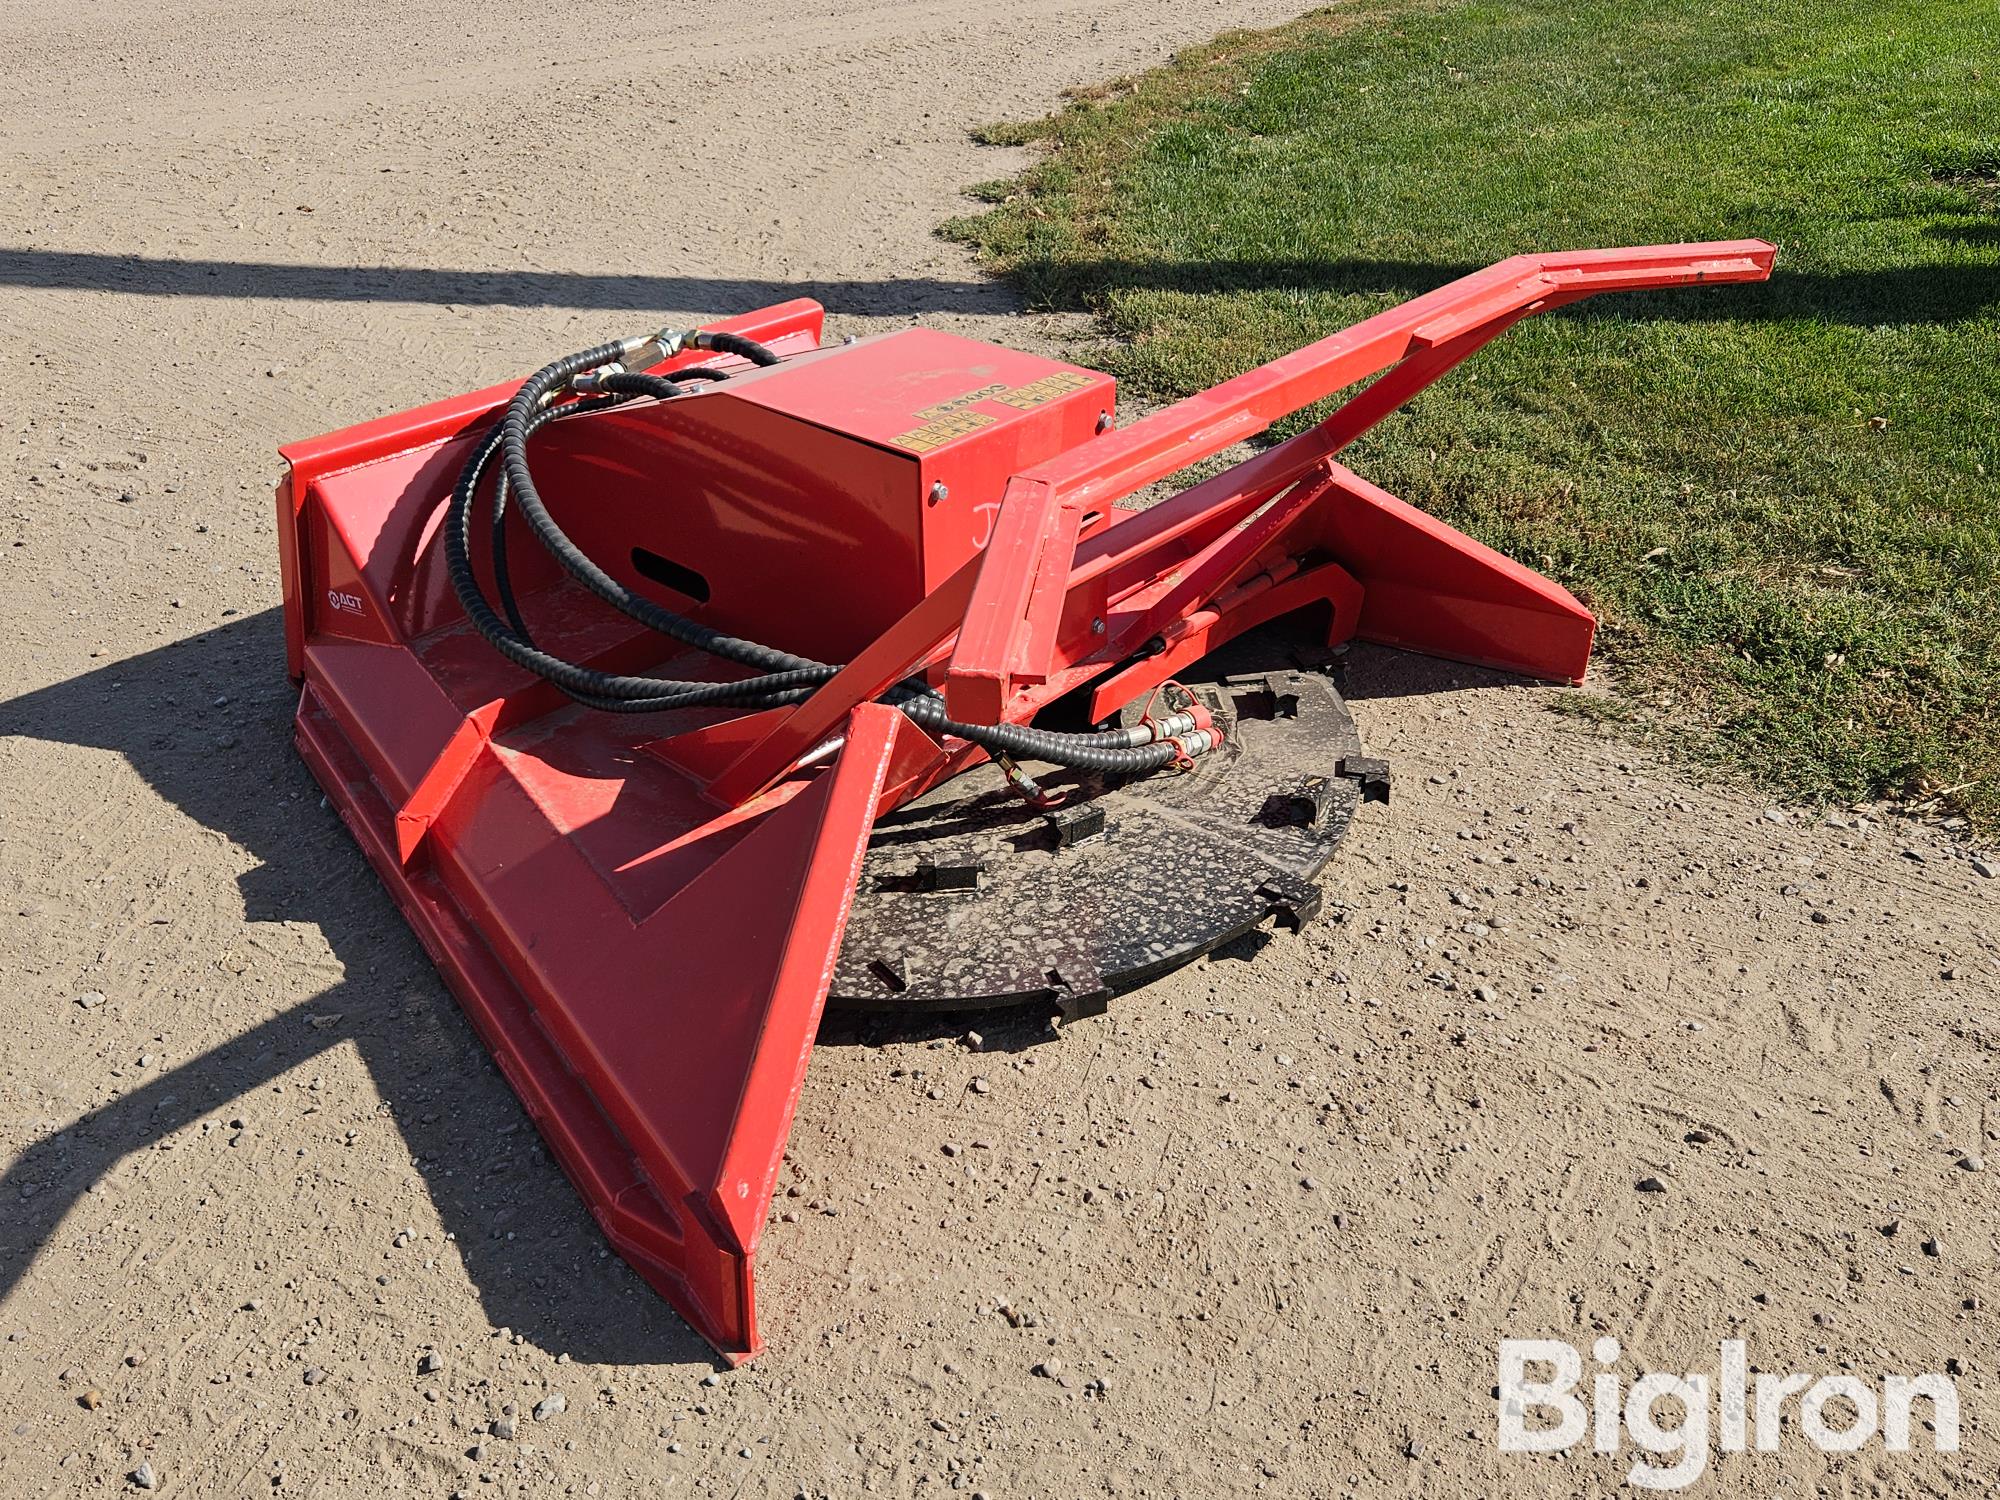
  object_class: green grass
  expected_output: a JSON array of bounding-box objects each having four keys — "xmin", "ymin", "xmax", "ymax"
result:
[{"xmin": 945, "ymin": 0, "xmax": 2000, "ymax": 826}]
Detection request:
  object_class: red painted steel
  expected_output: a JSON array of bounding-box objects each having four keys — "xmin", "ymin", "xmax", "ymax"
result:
[
  {"xmin": 276, "ymin": 240, "xmax": 1772, "ymax": 1359},
  {"xmin": 943, "ymin": 239, "xmax": 1775, "ymax": 720}
]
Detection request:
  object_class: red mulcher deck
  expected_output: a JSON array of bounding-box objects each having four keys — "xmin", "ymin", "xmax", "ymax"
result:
[{"xmin": 275, "ymin": 242, "xmax": 1774, "ymax": 1360}]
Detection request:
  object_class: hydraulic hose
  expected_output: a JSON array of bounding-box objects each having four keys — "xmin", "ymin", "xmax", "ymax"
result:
[{"xmin": 443, "ymin": 329, "xmax": 1200, "ymax": 776}]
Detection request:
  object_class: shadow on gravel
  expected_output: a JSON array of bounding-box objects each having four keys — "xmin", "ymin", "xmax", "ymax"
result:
[
  {"xmin": 0, "ymin": 610, "xmax": 717, "ymax": 1368},
  {"xmin": 4, "ymin": 247, "xmax": 1995, "ymax": 326},
  {"xmin": 0, "ymin": 247, "xmax": 1019, "ymax": 319},
  {"xmin": 1335, "ymin": 642, "xmax": 1528, "ymax": 702}
]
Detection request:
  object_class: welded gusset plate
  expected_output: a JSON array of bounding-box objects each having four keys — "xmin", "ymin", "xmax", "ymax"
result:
[{"xmin": 831, "ymin": 638, "xmax": 1375, "ymax": 1013}]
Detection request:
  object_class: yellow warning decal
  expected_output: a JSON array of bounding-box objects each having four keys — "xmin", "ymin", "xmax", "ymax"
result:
[
  {"xmin": 915, "ymin": 384, "xmax": 1007, "ymax": 419},
  {"xmin": 893, "ymin": 410, "xmax": 998, "ymax": 453},
  {"xmin": 890, "ymin": 370, "xmax": 1097, "ymax": 452},
  {"xmin": 990, "ymin": 370, "xmax": 1094, "ymax": 409}
]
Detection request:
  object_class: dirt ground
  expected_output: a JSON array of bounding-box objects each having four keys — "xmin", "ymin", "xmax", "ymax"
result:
[{"xmin": 3, "ymin": 3, "xmax": 1998, "ymax": 1497}]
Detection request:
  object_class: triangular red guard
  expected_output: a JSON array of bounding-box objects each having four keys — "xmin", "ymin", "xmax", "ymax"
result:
[
  {"xmin": 512, "ymin": 702, "xmax": 901, "ymax": 1357},
  {"xmin": 1313, "ymin": 462, "xmax": 1597, "ymax": 684}
]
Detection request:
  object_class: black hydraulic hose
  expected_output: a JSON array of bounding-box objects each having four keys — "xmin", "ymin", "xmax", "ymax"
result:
[
  {"xmin": 595, "ymin": 371, "xmax": 692, "ymax": 401},
  {"xmin": 495, "ymin": 345, "xmax": 831, "ymax": 677},
  {"xmin": 696, "ymin": 331, "xmax": 782, "ymax": 367},
  {"xmin": 443, "ymin": 332, "xmax": 1189, "ymax": 774},
  {"xmin": 490, "ymin": 390, "xmax": 624, "ymax": 640},
  {"xmin": 448, "ymin": 409, "xmax": 838, "ymax": 711},
  {"xmin": 900, "ymin": 696, "xmax": 1182, "ymax": 772}
]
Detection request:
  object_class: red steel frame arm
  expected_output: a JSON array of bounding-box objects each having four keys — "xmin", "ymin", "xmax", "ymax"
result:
[
  {"xmin": 943, "ymin": 239, "xmax": 1774, "ymax": 721},
  {"xmin": 706, "ymin": 240, "xmax": 1772, "ymax": 802}
]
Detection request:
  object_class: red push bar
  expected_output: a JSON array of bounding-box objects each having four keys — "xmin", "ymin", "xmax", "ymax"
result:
[{"xmin": 944, "ymin": 240, "xmax": 1775, "ymax": 724}]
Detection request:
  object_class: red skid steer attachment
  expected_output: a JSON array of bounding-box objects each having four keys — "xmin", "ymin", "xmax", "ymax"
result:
[{"xmin": 276, "ymin": 241, "xmax": 1773, "ymax": 1360}]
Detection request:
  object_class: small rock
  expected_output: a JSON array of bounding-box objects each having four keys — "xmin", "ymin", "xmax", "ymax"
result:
[
  {"xmin": 1300, "ymin": 1176, "xmax": 1318, "ymax": 1191},
  {"xmin": 75, "ymin": 991, "xmax": 106, "ymax": 1010},
  {"xmin": 124, "ymin": 1349, "xmax": 146, "ymax": 1368},
  {"xmin": 79, "ymin": 1389, "xmax": 102, "ymax": 1410},
  {"xmin": 1923, "ymin": 1237, "xmax": 1942, "ymax": 1258},
  {"xmin": 1684, "ymin": 1130, "xmax": 1714, "ymax": 1145},
  {"xmin": 1973, "ymin": 858, "xmax": 1997, "ymax": 879},
  {"xmin": 1032, "ymin": 1358, "xmax": 1064, "ymax": 1379},
  {"xmin": 1959, "ymin": 1155, "xmax": 1986, "ymax": 1173},
  {"xmin": 490, "ymin": 1415, "xmax": 518, "ymax": 1440},
  {"xmin": 962, "ymin": 1031, "xmax": 983, "ymax": 1050},
  {"xmin": 130, "ymin": 1461, "xmax": 157, "ymax": 1491},
  {"xmin": 969, "ymin": 1077, "xmax": 990, "ymax": 1095},
  {"xmin": 940, "ymin": 1142, "xmax": 961, "ymax": 1157},
  {"xmin": 1880, "ymin": 1219, "xmax": 1901, "ymax": 1238},
  {"xmin": 418, "ymin": 1351, "xmax": 443, "ymax": 1375},
  {"xmin": 701, "ymin": 1372, "xmax": 722, "ymax": 1388},
  {"xmin": 302, "ymin": 1367, "xmax": 327, "ymax": 1386},
  {"xmin": 1946, "ymin": 1357, "xmax": 1967, "ymax": 1376},
  {"xmin": 533, "ymin": 1392, "xmax": 567, "ymax": 1421},
  {"xmin": 1636, "ymin": 1177, "xmax": 1667, "ymax": 1194}
]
